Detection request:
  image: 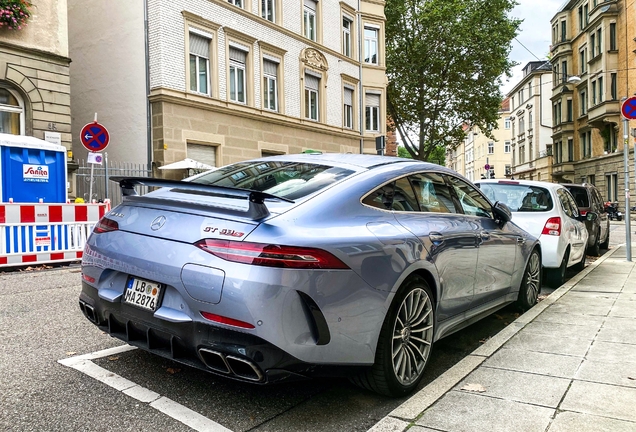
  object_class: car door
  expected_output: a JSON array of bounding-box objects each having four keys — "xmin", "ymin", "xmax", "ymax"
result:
[
  {"xmin": 445, "ymin": 175, "xmax": 518, "ymax": 306},
  {"xmin": 557, "ymin": 188, "xmax": 587, "ymax": 266},
  {"xmin": 392, "ymin": 172, "xmax": 478, "ymax": 321},
  {"xmin": 593, "ymin": 188, "xmax": 609, "ymax": 242}
]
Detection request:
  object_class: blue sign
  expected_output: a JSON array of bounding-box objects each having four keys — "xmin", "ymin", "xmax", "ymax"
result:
[
  {"xmin": 80, "ymin": 122, "xmax": 110, "ymax": 152},
  {"xmin": 621, "ymin": 97, "xmax": 636, "ymax": 120}
]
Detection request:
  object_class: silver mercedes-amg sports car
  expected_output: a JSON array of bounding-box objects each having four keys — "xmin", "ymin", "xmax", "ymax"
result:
[{"xmin": 79, "ymin": 153, "xmax": 541, "ymax": 397}]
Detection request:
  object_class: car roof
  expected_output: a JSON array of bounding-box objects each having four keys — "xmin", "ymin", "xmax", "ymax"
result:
[
  {"xmin": 476, "ymin": 179, "xmax": 564, "ymax": 190},
  {"xmin": 243, "ymin": 153, "xmax": 439, "ymax": 170}
]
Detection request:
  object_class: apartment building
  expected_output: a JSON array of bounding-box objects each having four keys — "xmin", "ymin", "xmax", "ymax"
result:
[
  {"xmin": 507, "ymin": 61, "xmax": 554, "ymax": 182},
  {"xmin": 446, "ymin": 100, "xmax": 514, "ymax": 181},
  {"xmin": 0, "ymin": 0, "xmax": 71, "ymax": 158},
  {"xmin": 549, "ymin": 0, "xmax": 636, "ymax": 207},
  {"xmin": 68, "ymin": 0, "xmax": 387, "ymax": 177}
]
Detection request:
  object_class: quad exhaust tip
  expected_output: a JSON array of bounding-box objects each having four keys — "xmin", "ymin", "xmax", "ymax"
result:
[
  {"xmin": 198, "ymin": 348, "xmax": 263, "ymax": 382},
  {"xmin": 79, "ymin": 300, "xmax": 98, "ymax": 324}
]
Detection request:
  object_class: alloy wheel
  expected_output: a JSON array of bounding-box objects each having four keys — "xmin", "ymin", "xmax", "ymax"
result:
[
  {"xmin": 525, "ymin": 252, "xmax": 541, "ymax": 304},
  {"xmin": 391, "ymin": 288, "xmax": 434, "ymax": 386}
]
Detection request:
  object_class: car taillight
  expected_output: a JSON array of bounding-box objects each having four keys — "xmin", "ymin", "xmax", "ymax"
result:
[
  {"xmin": 194, "ymin": 239, "xmax": 350, "ymax": 269},
  {"xmin": 542, "ymin": 217, "xmax": 561, "ymax": 236},
  {"xmin": 200, "ymin": 311, "xmax": 255, "ymax": 329},
  {"xmin": 579, "ymin": 210, "xmax": 588, "ymax": 216},
  {"xmin": 93, "ymin": 217, "xmax": 119, "ymax": 234}
]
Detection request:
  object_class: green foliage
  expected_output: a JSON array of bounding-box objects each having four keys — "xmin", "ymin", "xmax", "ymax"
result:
[
  {"xmin": 0, "ymin": 0, "xmax": 32, "ymax": 30},
  {"xmin": 397, "ymin": 146, "xmax": 412, "ymax": 159},
  {"xmin": 385, "ymin": 0, "xmax": 520, "ymax": 161}
]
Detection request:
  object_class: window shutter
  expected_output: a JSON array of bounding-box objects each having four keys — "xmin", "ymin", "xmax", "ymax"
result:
[
  {"xmin": 344, "ymin": 88, "xmax": 353, "ymax": 105},
  {"xmin": 189, "ymin": 33, "xmax": 210, "ymax": 59},
  {"xmin": 366, "ymin": 93, "xmax": 380, "ymax": 107},
  {"xmin": 304, "ymin": 0, "xmax": 316, "ymax": 10},
  {"xmin": 229, "ymin": 47, "xmax": 247, "ymax": 64},
  {"xmin": 305, "ymin": 74, "xmax": 319, "ymax": 91},
  {"xmin": 187, "ymin": 143, "xmax": 216, "ymax": 167},
  {"xmin": 263, "ymin": 59, "xmax": 277, "ymax": 77}
]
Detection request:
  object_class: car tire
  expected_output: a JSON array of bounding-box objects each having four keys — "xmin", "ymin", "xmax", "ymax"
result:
[
  {"xmin": 545, "ymin": 249, "xmax": 568, "ymax": 288},
  {"xmin": 350, "ymin": 276, "xmax": 434, "ymax": 397},
  {"xmin": 573, "ymin": 249, "xmax": 586, "ymax": 272},
  {"xmin": 516, "ymin": 249, "xmax": 541, "ymax": 311},
  {"xmin": 587, "ymin": 229, "xmax": 601, "ymax": 257},
  {"xmin": 600, "ymin": 231, "xmax": 610, "ymax": 250}
]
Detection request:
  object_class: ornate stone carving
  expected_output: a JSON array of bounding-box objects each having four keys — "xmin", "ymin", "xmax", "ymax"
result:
[{"xmin": 301, "ymin": 48, "xmax": 328, "ymax": 71}]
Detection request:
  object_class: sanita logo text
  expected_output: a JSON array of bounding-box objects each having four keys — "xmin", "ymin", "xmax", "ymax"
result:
[{"xmin": 24, "ymin": 166, "xmax": 48, "ymax": 176}]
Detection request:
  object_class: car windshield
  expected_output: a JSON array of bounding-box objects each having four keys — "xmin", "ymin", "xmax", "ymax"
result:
[
  {"xmin": 565, "ymin": 187, "xmax": 590, "ymax": 207},
  {"xmin": 477, "ymin": 183, "xmax": 553, "ymax": 212},
  {"xmin": 191, "ymin": 161, "xmax": 355, "ymax": 201}
]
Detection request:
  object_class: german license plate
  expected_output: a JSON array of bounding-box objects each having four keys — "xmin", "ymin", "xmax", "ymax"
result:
[{"xmin": 123, "ymin": 277, "xmax": 163, "ymax": 312}]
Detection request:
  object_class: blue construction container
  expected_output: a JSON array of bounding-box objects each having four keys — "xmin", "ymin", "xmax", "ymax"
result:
[{"xmin": 0, "ymin": 133, "xmax": 67, "ymax": 203}]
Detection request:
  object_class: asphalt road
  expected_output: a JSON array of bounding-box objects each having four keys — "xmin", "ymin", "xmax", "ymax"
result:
[{"xmin": 0, "ymin": 221, "xmax": 628, "ymax": 432}]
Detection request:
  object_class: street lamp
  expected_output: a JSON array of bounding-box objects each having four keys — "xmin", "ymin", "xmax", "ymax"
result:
[{"xmin": 566, "ymin": 75, "xmax": 582, "ymax": 84}]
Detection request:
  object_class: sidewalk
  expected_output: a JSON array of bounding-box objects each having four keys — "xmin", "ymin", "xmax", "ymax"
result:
[{"xmin": 370, "ymin": 244, "xmax": 636, "ymax": 432}]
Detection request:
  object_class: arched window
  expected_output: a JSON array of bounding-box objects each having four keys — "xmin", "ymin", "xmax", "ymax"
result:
[{"xmin": 0, "ymin": 87, "xmax": 24, "ymax": 135}]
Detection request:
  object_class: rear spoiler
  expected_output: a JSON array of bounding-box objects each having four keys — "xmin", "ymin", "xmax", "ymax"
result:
[{"xmin": 110, "ymin": 176, "xmax": 294, "ymax": 220}]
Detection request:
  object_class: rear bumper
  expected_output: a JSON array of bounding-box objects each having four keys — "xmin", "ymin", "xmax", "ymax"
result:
[
  {"xmin": 79, "ymin": 282, "xmax": 360, "ymax": 383},
  {"xmin": 537, "ymin": 234, "xmax": 563, "ymax": 268}
]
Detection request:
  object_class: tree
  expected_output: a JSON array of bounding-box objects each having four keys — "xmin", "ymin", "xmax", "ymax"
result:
[{"xmin": 385, "ymin": 0, "xmax": 520, "ymax": 161}]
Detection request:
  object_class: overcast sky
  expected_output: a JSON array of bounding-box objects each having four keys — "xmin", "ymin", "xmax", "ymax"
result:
[{"xmin": 501, "ymin": 0, "xmax": 565, "ymax": 94}]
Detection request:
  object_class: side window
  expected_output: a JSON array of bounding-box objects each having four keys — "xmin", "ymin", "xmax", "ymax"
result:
[
  {"xmin": 593, "ymin": 189, "xmax": 603, "ymax": 211},
  {"xmin": 446, "ymin": 176, "xmax": 493, "ymax": 218},
  {"xmin": 565, "ymin": 190, "xmax": 580, "ymax": 217},
  {"xmin": 392, "ymin": 177, "xmax": 419, "ymax": 212},
  {"xmin": 409, "ymin": 172, "xmax": 457, "ymax": 213},
  {"xmin": 362, "ymin": 182, "xmax": 395, "ymax": 210},
  {"xmin": 557, "ymin": 189, "xmax": 575, "ymax": 218}
]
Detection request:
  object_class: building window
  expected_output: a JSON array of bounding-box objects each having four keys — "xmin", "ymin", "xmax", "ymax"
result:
[
  {"xmin": 581, "ymin": 131, "xmax": 592, "ymax": 158},
  {"xmin": 606, "ymin": 173, "xmax": 618, "ymax": 201},
  {"xmin": 561, "ymin": 60, "xmax": 567, "ymax": 84},
  {"xmin": 304, "ymin": 0, "xmax": 317, "ymax": 41},
  {"xmin": 189, "ymin": 33, "xmax": 210, "ymax": 95},
  {"xmin": 555, "ymin": 141, "xmax": 562, "ymax": 164},
  {"xmin": 578, "ymin": 6, "xmax": 583, "ymax": 30},
  {"xmin": 567, "ymin": 99, "xmax": 573, "ymax": 122},
  {"xmin": 488, "ymin": 142, "xmax": 494, "ymax": 154},
  {"xmin": 0, "ymin": 88, "xmax": 23, "ymax": 135},
  {"xmin": 228, "ymin": 0, "xmax": 243, "ymax": 7},
  {"xmin": 610, "ymin": 23, "xmax": 616, "ymax": 50},
  {"xmin": 263, "ymin": 59, "xmax": 278, "ymax": 111},
  {"xmin": 519, "ymin": 145, "xmax": 525, "ymax": 164},
  {"xmin": 591, "ymin": 33, "xmax": 596, "ymax": 57},
  {"xmin": 598, "ymin": 77, "xmax": 603, "ymax": 103},
  {"xmin": 584, "ymin": 3, "xmax": 589, "ymax": 26},
  {"xmin": 343, "ymin": 86, "xmax": 354, "ymax": 129},
  {"xmin": 611, "ymin": 73, "xmax": 617, "ymax": 100},
  {"xmin": 560, "ymin": 20, "xmax": 566, "ymax": 41},
  {"xmin": 579, "ymin": 49, "xmax": 587, "ymax": 74},
  {"xmin": 592, "ymin": 80, "xmax": 597, "ymax": 105},
  {"xmin": 528, "ymin": 82, "xmax": 533, "ymax": 98},
  {"xmin": 262, "ymin": 0, "xmax": 275, "ymax": 22},
  {"xmin": 519, "ymin": 116, "xmax": 525, "ymax": 133},
  {"xmin": 504, "ymin": 141, "xmax": 511, "ymax": 153},
  {"xmin": 187, "ymin": 142, "xmax": 217, "ymax": 169},
  {"xmin": 365, "ymin": 93, "xmax": 380, "ymax": 132},
  {"xmin": 596, "ymin": 28, "xmax": 602, "ymax": 55},
  {"xmin": 528, "ymin": 111, "xmax": 533, "ymax": 128},
  {"xmin": 364, "ymin": 27, "xmax": 378, "ymax": 65},
  {"xmin": 304, "ymin": 72, "xmax": 320, "ymax": 121},
  {"xmin": 567, "ymin": 138, "xmax": 573, "ymax": 162},
  {"xmin": 580, "ymin": 89, "xmax": 587, "ymax": 115},
  {"xmin": 342, "ymin": 17, "xmax": 352, "ymax": 57},
  {"xmin": 504, "ymin": 117, "xmax": 511, "ymax": 129},
  {"xmin": 553, "ymin": 63, "xmax": 559, "ymax": 87},
  {"xmin": 229, "ymin": 47, "xmax": 247, "ymax": 104},
  {"xmin": 519, "ymin": 89, "xmax": 524, "ymax": 103}
]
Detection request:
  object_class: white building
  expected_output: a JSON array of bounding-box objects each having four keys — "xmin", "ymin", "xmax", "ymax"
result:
[{"xmin": 68, "ymin": 0, "xmax": 387, "ymax": 175}]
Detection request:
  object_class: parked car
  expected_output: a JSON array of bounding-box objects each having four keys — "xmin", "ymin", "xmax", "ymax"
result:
[
  {"xmin": 79, "ymin": 154, "xmax": 541, "ymax": 397},
  {"xmin": 475, "ymin": 179, "xmax": 589, "ymax": 288},
  {"xmin": 562, "ymin": 183, "xmax": 610, "ymax": 256}
]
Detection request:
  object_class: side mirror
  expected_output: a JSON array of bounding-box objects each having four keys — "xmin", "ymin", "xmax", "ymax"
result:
[
  {"xmin": 586, "ymin": 212, "xmax": 598, "ymax": 222},
  {"xmin": 493, "ymin": 201, "xmax": 512, "ymax": 224}
]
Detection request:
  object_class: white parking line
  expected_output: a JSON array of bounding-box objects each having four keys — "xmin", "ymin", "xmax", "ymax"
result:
[{"xmin": 58, "ymin": 345, "xmax": 233, "ymax": 432}]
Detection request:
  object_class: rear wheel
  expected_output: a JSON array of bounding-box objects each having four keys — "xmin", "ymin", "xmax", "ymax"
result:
[
  {"xmin": 516, "ymin": 249, "xmax": 541, "ymax": 311},
  {"xmin": 573, "ymin": 249, "xmax": 586, "ymax": 272},
  {"xmin": 545, "ymin": 249, "xmax": 568, "ymax": 288},
  {"xmin": 587, "ymin": 229, "xmax": 601, "ymax": 257},
  {"xmin": 600, "ymin": 231, "xmax": 610, "ymax": 250},
  {"xmin": 350, "ymin": 276, "xmax": 434, "ymax": 397}
]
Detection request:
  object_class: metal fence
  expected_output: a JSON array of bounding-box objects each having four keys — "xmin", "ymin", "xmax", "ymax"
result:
[{"xmin": 76, "ymin": 159, "xmax": 151, "ymax": 208}]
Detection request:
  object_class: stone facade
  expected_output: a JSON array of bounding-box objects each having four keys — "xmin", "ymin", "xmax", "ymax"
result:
[
  {"xmin": 0, "ymin": 0, "xmax": 71, "ymax": 153},
  {"xmin": 550, "ymin": 0, "xmax": 636, "ymax": 209}
]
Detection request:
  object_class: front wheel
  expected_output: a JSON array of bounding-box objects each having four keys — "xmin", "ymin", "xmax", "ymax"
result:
[
  {"xmin": 587, "ymin": 229, "xmax": 601, "ymax": 257},
  {"xmin": 600, "ymin": 231, "xmax": 610, "ymax": 250},
  {"xmin": 350, "ymin": 276, "xmax": 435, "ymax": 397},
  {"xmin": 516, "ymin": 249, "xmax": 541, "ymax": 311}
]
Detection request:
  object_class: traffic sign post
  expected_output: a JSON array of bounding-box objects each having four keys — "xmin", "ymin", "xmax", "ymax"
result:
[
  {"xmin": 622, "ymin": 98, "xmax": 633, "ymax": 262},
  {"xmin": 80, "ymin": 115, "xmax": 110, "ymax": 202}
]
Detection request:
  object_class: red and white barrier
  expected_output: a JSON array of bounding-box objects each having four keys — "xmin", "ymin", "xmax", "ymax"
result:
[{"xmin": 0, "ymin": 202, "xmax": 111, "ymax": 267}]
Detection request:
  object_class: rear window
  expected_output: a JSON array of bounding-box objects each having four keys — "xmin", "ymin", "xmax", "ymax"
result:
[
  {"xmin": 477, "ymin": 183, "xmax": 553, "ymax": 212},
  {"xmin": 191, "ymin": 161, "xmax": 354, "ymax": 201},
  {"xmin": 564, "ymin": 186, "xmax": 590, "ymax": 208}
]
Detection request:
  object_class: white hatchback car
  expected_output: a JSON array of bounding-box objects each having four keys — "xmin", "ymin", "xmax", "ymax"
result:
[{"xmin": 475, "ymin": 179, "xmax": 589, "ymax": 288}]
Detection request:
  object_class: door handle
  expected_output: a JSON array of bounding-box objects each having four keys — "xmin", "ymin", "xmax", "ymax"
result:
[
  {"xmin": 429, "ymin": 232, "xmax": 444, "ymax": 243},
  {"xmin": 517, "ymin": 236, "xmax": 526, "ymax": 246}
]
